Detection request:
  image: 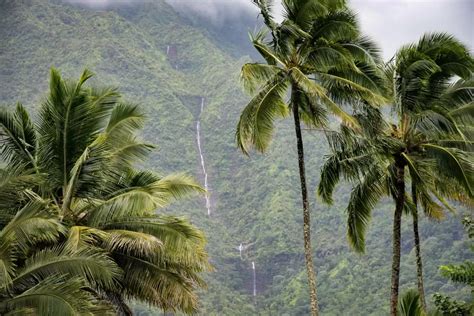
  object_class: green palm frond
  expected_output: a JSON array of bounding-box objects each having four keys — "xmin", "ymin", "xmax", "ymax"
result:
[
  {"xmin": 282, "ymin": 0, "xmax": 330, "ymax": 30},
  {"xmin": 0, "ymin": 103, "xmax": 37, "ymax": 168},
  {"xmin": 449, "ymin": 102, "xmax": 474, "ymax": 126},
  {"xmin": 295, "ymin": 91, "xmax": 328, "ymax": 128},
  {"xmin": 101, "ymin": 215, "xmax": 208, "ymax": 267},
  {"xmin": 117, "ymin": 258, "xmax": 202, "ymax": 314},
  {"xmin": 0, "ymin": 195, "xmax": 64, "ymax": 255},
  {"xmin": 252, "ymin": 0, "xmax": 277, "ymax": 31},
  {"xmin": 341, "ymin": 36, "xmax": 382, "ymax": 65},
  {"xmin": 37, "ymin": 68, "xmax": 117, "ymax": 191},
  {"xmin": 103, "ymin": 230, "xmax": 164, "ymax": 259},
  {"xmin": 0, "ymin": 275, "xmax": 114, "ymax": 316},
  {"xmin": 422, "ymin": 144, "xmax": 473, "ymax": 197},
  {"xmin": 236, "ymin": 73, "xmax": 290, "ymax": 154},
  {"xmin": 316, "ymin": 71, "xmax": 386, "ymax": 106},
  {"xmin": 64, "ymin": 226, "xmax": 108, "ymax": 251},
  {"xmin": 86, "ymin": 172, "xmax": 203, "ymax": 226},
  {"xmin": 346, "ymin": 165, "xmax": 386, "ymax": 252},
  {"xmin": 241, "ymin": 63, "xmax": 282, "ymax": 95},
  {"xmin": 307, "ymin": 42, "xmax": 357, "ymax": 72},
  {"xmin": 11, "ymin": 246, "xmax": 121, "ymax": 292},
  {"xmin": 318, "ymin": 155, "xmax": 341, "ymax": 204},
  {"xmin": 250, "ymin": 30, "xmax": 283, "ymax": 66},
  {"xmin": 397, "ymin": 289, "xmax": 423, "ymax": 316},
  {"xmin": 0, "ymin": 165, "xmax": 39, "ymax": 215},
  {"xmin": 440, "ymin": 262, "xmax": 474, "ymax": 286},
  {"xmin": 310, "ymin": 9, "xmax": 358, "ymax": 43},
  {"xmin": 104, "ymin": 103, "xmax": 144, "ymax": 139}
]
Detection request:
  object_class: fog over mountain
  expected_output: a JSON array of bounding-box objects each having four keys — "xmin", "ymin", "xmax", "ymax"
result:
[{"xmin": 66, "ymin": 0, "xmax": 472, "ymax": 60}]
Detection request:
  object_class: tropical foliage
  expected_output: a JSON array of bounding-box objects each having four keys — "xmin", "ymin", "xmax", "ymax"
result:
[
  {"xmin": 433, "ymin": 217, "xmax": 474, "ymax": 315},
  {"xmin": 318, "ymin": 33, "xmax": 473, "ymax": 315},
  {"xmin": 237, "ymin": 0, "xmax": 385, "ymax": 313},
  {"xmin": 0, "ymin": 69, "xmax": 209, "ymax": 314},
  {"xmin": 1, "ymin": 0, "xmax": 473, "ymax": 314}
]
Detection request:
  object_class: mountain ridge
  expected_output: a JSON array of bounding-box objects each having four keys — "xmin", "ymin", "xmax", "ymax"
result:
[{"xmin": 0, "ymin": 1, "xmax": 471, "ymax": 314}]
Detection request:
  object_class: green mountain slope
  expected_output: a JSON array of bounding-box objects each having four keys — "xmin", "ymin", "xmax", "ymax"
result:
[{"xmin": 0, "ymin": 1, "xmax": 471, "ymax": 314}]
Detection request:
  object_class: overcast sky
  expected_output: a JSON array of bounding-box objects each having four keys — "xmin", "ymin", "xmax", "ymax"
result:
[{"xmin": 68, "ymin": 0, "xmax": 473, "ymax": 60}]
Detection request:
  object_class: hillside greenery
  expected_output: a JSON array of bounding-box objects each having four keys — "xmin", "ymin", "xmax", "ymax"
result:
[{"xmin": 0, "ymin": 0, "xmax": 472, "ymax": 314}]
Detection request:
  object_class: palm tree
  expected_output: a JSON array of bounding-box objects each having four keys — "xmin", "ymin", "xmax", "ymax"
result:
[
  {"xmin": 398, "ymin": 289, "xmax": 424, "ymax": 316},
  {"xmin": 0, "ymin": 192, "xmax": 118, "ymax": 315},
  {"xmin": 410, "ymin": 76, "xmax": 474, "ymax": 312},
  {"xmin": 0, "ymin": 68, "xmax": 210, "ymax": 314},
  {"xmin": 318, "ymin": 33, "xmax": 473, "ymax": 316},
  {"xmin": 237, "ymin": 1, "xmax": 385, "ymax": 313}
]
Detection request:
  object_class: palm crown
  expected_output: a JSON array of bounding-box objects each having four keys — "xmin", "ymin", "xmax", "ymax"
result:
[
  {"xmin": 236, "ymin": 1, "xmax": 387, "ymax": 314},
  {"xmin": 319, "ymin": 33, "xmax": 473, "ymax": 252},
  {"xmin": 317, "ymin": 32, "xmax": 473, "ymax": 315},
  {"xmin": 0, "ymin": 69, "xmax": 210, "ymax": 314},
  {"xmin": 237, "ymin": 0, "xmax": 386, "ymax": 154}
]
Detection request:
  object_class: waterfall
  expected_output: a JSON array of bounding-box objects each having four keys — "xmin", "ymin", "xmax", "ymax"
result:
[
  {"xmin": 196, "ymin": 97, "xmax": 211, "ymax": 216},
  {"xmin": 166, "ymin": 45, "xmax": 170, "ymax": 55},
  {"xmin": 252, "ymin": 261, "xmax": 257, "ymax": 297}
]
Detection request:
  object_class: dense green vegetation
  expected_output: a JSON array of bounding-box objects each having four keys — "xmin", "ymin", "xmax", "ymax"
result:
[
  {"xmin": 0, "ymin": 69, "xmax": 209, "ymax": 314},
  {"xmin": 0, "ymin": 0, "xmax": 472, "ymax": 314}
]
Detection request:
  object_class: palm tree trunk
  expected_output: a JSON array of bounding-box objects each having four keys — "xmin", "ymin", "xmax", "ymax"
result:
[
  {"xmin": 292, "ymin": 86, "xmax": 319, "ymax": 316},
  {"xmin": 411, "ymin": 184, "xmax": 427, "ymax": 312},
  {"xmin": 390, "ymin": 159, "xmax": 405, "ymax": 316}
]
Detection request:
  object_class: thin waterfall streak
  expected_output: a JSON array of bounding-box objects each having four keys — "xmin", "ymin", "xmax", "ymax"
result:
[
  {"xmin": 166, "ymin": 45, "xmax": 170, "ymax": 55},
  {"xmin": 252, "ymin": 261, "xmax": 257, "ymax": 297},
  {"xmin": 196, "ymin": 97, "xmax": 211, "ymax": 216}
]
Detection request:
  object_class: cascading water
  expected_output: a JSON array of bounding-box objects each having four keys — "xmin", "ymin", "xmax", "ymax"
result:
[
  {"xmin": 166, "ymin": 45, "xmax": 170, "ymax": 55},
  {"xmin": 196, "ymin": 97, "xmax": 211, "ymax": 216},
  {"xmin": 252, "ymin": 261, "xmax": 257, "ymax": 298}
]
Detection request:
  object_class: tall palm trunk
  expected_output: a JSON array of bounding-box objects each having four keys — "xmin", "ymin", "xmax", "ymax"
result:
[
  {"xmin": 411, "ymin": 184, "xmax": 427, "ymax": 312},
  {"xmin": 390, "ymin": 159, "xmax": 405, "ymax": 316},
  {"xmin": 292, "ymin": 86, "xmax": 319, "ymax": 316}
]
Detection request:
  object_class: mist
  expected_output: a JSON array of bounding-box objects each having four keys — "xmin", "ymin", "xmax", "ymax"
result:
[{"xmin": 64, "ymin": 0, "xmax": 473, "ymax": 60}]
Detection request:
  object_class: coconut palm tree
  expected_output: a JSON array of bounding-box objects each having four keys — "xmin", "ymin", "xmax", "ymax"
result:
[
  {"xmin": 318, "ymin": 33, "xmax": 473, "ymax": 316},
  {"xmin": 0, "ymin": 192, "xmax": 118, "ymax": 315},
  {"xmin": 237, "ymin": 0, "xmax": 385, "ymax": 313},
  {"xmin": 0, "ymin": 68, "xmax": 210, "ymax": 314}
]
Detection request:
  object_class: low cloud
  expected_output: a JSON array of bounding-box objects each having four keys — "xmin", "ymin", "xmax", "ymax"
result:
[
  {"xmin": 352, "ymin": 0, "xmax": 473, "ymax": 59},
  {"xmin": 166, "ymin": 0, "xmax": 257, "ymax": 23},
  {"xmin": 64, "ymin": 0, "xmax": 472, "ymax": 59}
]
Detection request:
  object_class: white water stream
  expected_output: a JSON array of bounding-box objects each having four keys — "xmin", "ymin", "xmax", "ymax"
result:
[
  {"xmin": 252, "ymin": 261, "xmax": 257, "ymax": 297},
  {"xmin": 196, "ymin": 97, "xmax": 211, "ymax": 216}
]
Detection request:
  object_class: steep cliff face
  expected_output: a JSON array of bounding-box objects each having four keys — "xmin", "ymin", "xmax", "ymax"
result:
[{"xmin": 0, "ymin": 1, "xmax": 471, "ymax": 314}]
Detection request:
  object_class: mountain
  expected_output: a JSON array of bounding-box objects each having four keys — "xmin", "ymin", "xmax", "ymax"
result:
[{"xmin": 0, "ymin": 0, "xmax": 471, "ymax": 314}]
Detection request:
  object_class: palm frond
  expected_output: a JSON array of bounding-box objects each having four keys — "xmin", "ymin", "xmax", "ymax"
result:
[
  {"xmin": 0, "ymin": 275, "xmax": 114, "ymax": 316},
  {"xmin": 397, "ymin": 289, "xmax": 423, "ymax": 316},
  {"xmin": 346, "ymin": 165, "xmax": 386, "ymax": 252},
  {"xmin": 252, "ymin": 0, "xmax": 277, "ymax": 31},
  {"xmin": 37, "ymin": 68, "xmax": 116, "ymax": 191},
  {"xmin": 422, "ymin": 144, "xmax": 473, "ymax": 197},
  {"xmin": 86, "ymin": 173, "xmax": 203, "ymax": 227},
  {"xmin": 11, "ymin": 246, "xmax": 121, "ymax": 292},
  {"xmin": 241, "ymin": 63, "xmax": 282, "ymax": 95},
  {"xmin": 0, "ymin": 103, "xmax": 37, "ymax": 168},
  {"xmin": 236, "ymin": 73, "xmax": 290, "ymax": 154},
  {"xmin": 440, "ymin": 262, "xmax": 474, "ymax": 286},
  {"xmin": 101, "ymin": 215, "xmax": 208, "ymax": 267}
]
